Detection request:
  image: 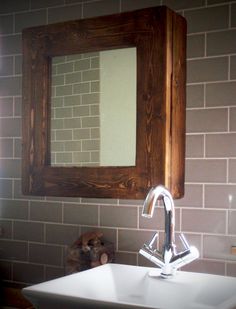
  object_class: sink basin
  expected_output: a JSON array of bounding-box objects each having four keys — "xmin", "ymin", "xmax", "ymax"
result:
[{"xmin": 22, "ymin": 263, "xmax": 236, "ymax": 309}]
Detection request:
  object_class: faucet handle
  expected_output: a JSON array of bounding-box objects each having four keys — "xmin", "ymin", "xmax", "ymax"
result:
[
  {"xmin": 148, "ymin": 232, "xmax": 159, "ymax": 249},
  {"xmin": 179, "ymin": 233, "xmax": 190, "ymax": 251}
]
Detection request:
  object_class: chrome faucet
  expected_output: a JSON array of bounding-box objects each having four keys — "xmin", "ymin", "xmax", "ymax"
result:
[{"xmin": 139, "ymin": 185, "xmax": 199, "ymax": 278}]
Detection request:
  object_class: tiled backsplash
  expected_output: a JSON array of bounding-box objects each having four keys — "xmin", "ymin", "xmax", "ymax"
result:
[{"xmin": 0, "ymin": 0, "xmax": 236, "ymax": 285}]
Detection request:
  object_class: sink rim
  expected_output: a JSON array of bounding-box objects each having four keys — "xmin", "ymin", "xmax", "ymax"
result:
[{"xmin": 22, "ymin": 263, "xmax": 236, "ymax": 309}]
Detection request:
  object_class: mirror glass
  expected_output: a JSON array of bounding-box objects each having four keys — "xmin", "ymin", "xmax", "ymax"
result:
[{"xmin": 50, "ymin": 47, "xmax": 137, "ymax": 167}]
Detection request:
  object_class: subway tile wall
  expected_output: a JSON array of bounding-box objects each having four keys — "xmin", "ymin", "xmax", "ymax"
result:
[{"xmin": 0, "ymin": 0, "xmax": 236, "ymax": 285}]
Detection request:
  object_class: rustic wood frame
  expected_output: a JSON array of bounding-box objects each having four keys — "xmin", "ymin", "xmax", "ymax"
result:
[{"xmin": 22, "ymin": 6, "xmax": 186, "ymax": 199}]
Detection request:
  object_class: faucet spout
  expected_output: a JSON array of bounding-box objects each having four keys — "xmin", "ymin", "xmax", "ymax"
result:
[
  {"xmin": 139, "ymin": 185, "xmax": 199, "ymax": 278},
  {"xmin": 142, "ymin": 185, "xmax": 175, "ymax": 256}
]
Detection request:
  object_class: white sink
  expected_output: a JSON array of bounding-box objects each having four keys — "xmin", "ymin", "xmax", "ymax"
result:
[{"xmin": 22, "ymin": 263, "xmax": 236, "ymax": 309}]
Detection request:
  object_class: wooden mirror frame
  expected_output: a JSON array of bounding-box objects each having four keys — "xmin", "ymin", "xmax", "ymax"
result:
[{"xmin": 22, "ymin": 6, "xmax": 186, "ymax": 199}]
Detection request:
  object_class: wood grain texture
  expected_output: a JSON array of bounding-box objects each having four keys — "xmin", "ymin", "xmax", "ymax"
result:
[{"xmin": 22, "ymin": 6, "xmax": 186, "ymax": 199}]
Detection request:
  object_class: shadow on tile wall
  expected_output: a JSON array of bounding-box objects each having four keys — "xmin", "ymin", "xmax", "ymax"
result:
[{"xmin": 0, "ymin": 0, "xmax": 236, "ymax": 285}]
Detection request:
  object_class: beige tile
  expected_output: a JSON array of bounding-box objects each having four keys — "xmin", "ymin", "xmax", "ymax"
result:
[
  {"xmin": 182, "ymin": 259, "xmax": 225, "ymax": 276},
  {"xmin": 0, "ymin": 138, "xmax": 13, "ymax": 157},
  {"xmin": 0, "ymin": 0, "xmax": 29, "ymax": 14},
  {"xmin": 231, "ymin": 56, "xmax": 236, "ymax": 79},
  {"xmin": 46, "ymin": 224, "xmax": 79, "ymax": 245},
  {"xmin": 0, "ymin": 260, "xmax": 12, "ymax": 280},
  {"xmin": 118, "ymin": 229, "xmax": 154, "ymax": 252},
  {"xmin": 13, "ymin": 262, "xmax": 44, "ymax": 284},
  {"xmin": 91, "ymin": 128, "xmax": 100, "ymax": 139},
  {"xmin": 0, "ymin": 118, "xmax": 21, "ymax": 137},
  {"xmin": 64, "ymin": 203, "xmax": 98, "ymax": 225},
  {"xmin": 187, "ymin": 34, "xmax": 205, "ymax": 59},
  {"xmin": 32, "ymin": 0, "xmax": 64, "ymax": 9},
  {"xmin": 0, "ymin": 56, "xmax": 13, "ymax": 76},
  {"xmin": 230, "ymin": 107, "xmax": 236, "ymax": 131},
  {"xmin": 0, "ymin": 97, "xmax": 13, "ymax": 116},
  {"xmin": 207, "ymin": 30, "xmax": 236, "ymax": 56},
  {"xmin": 45, "ymin": 265, "xmax": 65, "ymax": 281},
  {"xmin": 73, "ymin": 151, "xmax": 90, "ymax": 163},
  {"xmin": 163, "ymin": 0, "xmax": 204, "ymax": 10},
  {"xmin": 81, "ymin": 198, "xmax": 118, "ymax": 205},
  {"xmin": 83, "ymin": 0, "xmax": 119, "ymax": 18},
  {"xmin": 0, "ymin": 76, "xmax": 21, "ymax": 96},
  {"xmin": 13, "ymin": 221, "xmax": 44, "ymax": 242},
  {"xmin": 205, "ymin": 185, "xmax": 236, "ymax": 209},
  {"xmin": 64, "ymin": 141, "xmax": 81, "ymax": 151},
  {"xmin": 203, "ymin": 235, "xmax": 236, "ymax": 260},
  {"xmin": 73, "ymin": 82, "xmax": 90, "ymax": 94},
  {"xmin": 91, "ymin": 151, "xmax": 99, "ymax": 163},
  {"xmin": 228, "ymin": 210, "xmax": 236, "ymax": 235},
  {"xmin": 91, "ymin": 56, "xmax": 99, "ymax": 69},
  {"xmin": 73, "ymin": 128, "xmax": 90, "ymax": 139},
  {"xmin": 208, "ymin": 0, "xmax": 231, "ymax": 4},
  {"xmin": 15, "ymin": 9, "xmax": 46, "ymax": 32},
  {"xmin": 48, "ymin": 4, "xmax": 82, "ymax": 23},
  {"xmin": 186, "ymin": 108, "xmax": 228, "ymax": 133},
  {"xmin": 100, "ymin": 205, "xmax": 137, "ymax": 228},
  {"xmin": 0, "ymin": 14, "xmax": 13, "ymax": 35},
  {"xmin": 121, "ymin": 0, "xmax": 161, "ymax": 11},
  {"xmin": 0, "ymin": 158, "xmax": 21, "ymax": 178},
  {"xmin": 187, "ymin": 57, "xmax": 228, "ymax": 83},
  {"xmin": 206, "ymin": 133, "xmax": 236, "ymax": 157},
  {"xmin": 226, "ymin": 263, "xmax": 236, "ymax": 277},
  {"xmin": 175, "ymin": 184, "xmax": 203, "ymax": 207},
  {"xmin": 15, "ymin": 54, "xmax": 22, "ymax": 74},
  {"xmin": 206, "ymin": 82, "xmax": 236, "ymax": 107},
  {"xmin": 91, "ymin": 81, "xmax": 100, "ymax": 92},
  {"xmin": 182, "ymin": 209, "xmax": 226, "ymax": 233},
  {"xmin": 82, "ymin": 93, "xmax": 99, "ymax": 105},
  {"xmin": 51, "ymin": 119, "xmax": 63, "ymax": 129},
  {"xmin": 30, "ymin": 201, "xmax": 62, "ymax": 223},
  {"xmin": 74, "ymin": 59, "xmax": 90, "ymax": 71},
  {"xmin": 186, "ymin": 134, "xmax": 204, "ymax": 158},
  {"xmin": 55, "ymin": 107, "xmax": 73, "ymax": 119},
  {"xmin": 0, "ymin": 239, "xmax": 27, "ymax": 261},
  {"xmin": 82, "ymin": 140, "xmax": 99, "ymax": 151},
  {"xmin": 14, "ymin": 96, "xmax": 22, "ymax": 117},
  {"xmin": 73, "ymin": 105, "xmax": 89, "ymax": 117},
  {"xmin": 55, "ymin": 152, "xmax": 72, "ymax": 164},
  {"xmin": 1, "ymin": 34, "xmax": 21, "ymax": 55},
  {"xmin": 231, "ymin": 3, "xmax": 236, "ymax": 27},
  {"xmin": 55, "ymin": 84, "xmax": 72, "ymax": 96},
  {"xmin": 29, "ymin": 243, "xmax": 63, "ymax": 266},
  {"xmin": 184, "ymin": 5, "xmax": 228, "ymax": 34},
  {"xmin": 81, "ymin": 116, "xmax": 99, "ymax": 128},
  {"xmin": 65, "ymin": 72, "xmax": 82, "ymax": 85},
  {"xmin": 0, "ymin": 220, "xmax": 12, "ymax": 239},
  {"xmin": 185, "ymin": 159, "xmax": 227, "ymax": 183},
  {"xmin": 229, "ymin": 159, "xmax": 236, "ymax": 182},
  {"xmin": 115, "ymin": 252, "xmax": 137, "ymax": 265},
  {"xmin": 67, "ymin": 54, "xmax": 82, "ymax": 61},
  {"xmin": 55, "ymin": 129, "xmax": 73, "ymax": 141},
  {"xmin": 64, "ymin": 117, "xmax": 81, "ymax": 129},
  {"xmin": 82, "ymin": 69, "xmax": 99, "ymax": 82},
  {"xmin": 0, "ymin": 179, "xmax": 12, "ymax": 198},
  {"xmin": 52, "ymin": 74, "xmax": 64, "ymax": 86},
  {"xmin": 64, "ymin": 95, "xmax": 81, "ymax": 107},
  {"xmin": 51, "ymin": 97, "xmax": 63, "ymax": 108},
  {"xmin": 56, "ymin": 62, "xmax": 73, "ymax": 74}
]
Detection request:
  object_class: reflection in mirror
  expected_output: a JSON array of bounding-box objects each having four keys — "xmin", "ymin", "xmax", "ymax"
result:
[{"xmin": 50, "ymin": 48, "xmax": 137, "ymax": 167}]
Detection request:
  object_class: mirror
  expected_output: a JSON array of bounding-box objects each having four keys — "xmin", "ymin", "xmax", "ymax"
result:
[
  {"xmin": 51, "ymin": 48, "xmax": 137, "ymax": 167},
  {"xmin": 22, "ymin": 6, "xmax": 186, "ymax": 199}
]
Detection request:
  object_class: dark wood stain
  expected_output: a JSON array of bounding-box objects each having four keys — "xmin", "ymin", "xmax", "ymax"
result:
[{"xmin": 22, "ymin": 6, "xmax": 187, "ymax": 199}]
